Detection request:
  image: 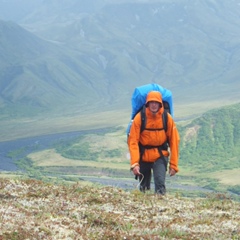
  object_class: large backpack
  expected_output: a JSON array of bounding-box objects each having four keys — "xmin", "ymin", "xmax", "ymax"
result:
[{"xmin": 126, "ymin": 83, "xmax": 174, "ymax": 138}]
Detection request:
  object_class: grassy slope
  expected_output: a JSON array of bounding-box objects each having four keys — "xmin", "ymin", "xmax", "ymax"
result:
[
  {"xmin": 0, "ymin": 178, "xmax": 239, "ymax": 239},
  {"xmin": 179, "ymin": 103, "xmax": 240, "ymax": 170}
]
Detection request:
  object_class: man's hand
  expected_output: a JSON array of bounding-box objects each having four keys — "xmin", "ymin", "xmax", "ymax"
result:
[
  {"xmin": 132, "ymin": 166, "xmax": 141, "ymax": 176},
  {"xmin": 169, "ymin": 168, "xmax": 176, "ymax": 177}
]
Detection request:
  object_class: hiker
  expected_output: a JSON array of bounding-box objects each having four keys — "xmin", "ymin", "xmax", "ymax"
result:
[{"xmin": 128, "ymin": 91, "xmax": 180, "ymax": 195}]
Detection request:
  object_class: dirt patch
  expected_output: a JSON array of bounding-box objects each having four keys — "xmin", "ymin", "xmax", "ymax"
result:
[{"xmin": 184, "ymin": 125, "xmax": 200, "ymax": 142}]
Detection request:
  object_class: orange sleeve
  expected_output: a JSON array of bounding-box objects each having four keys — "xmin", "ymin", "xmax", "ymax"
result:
[
  {"xmin": 166, "ymin": 114, "xmax": 180, "ymax": 172},
  {"xmin": 128, "ymin": 113, "xmax": 141, "ymax": 168}
]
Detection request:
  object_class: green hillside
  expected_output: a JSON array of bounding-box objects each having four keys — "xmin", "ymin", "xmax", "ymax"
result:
[
  {"xmin": 178, "ymin": 103, "xmax": 240, "ymax": 194},
  {"xmin": 179, "ymin": 103, "xmax": 240, "ymax": 172}
]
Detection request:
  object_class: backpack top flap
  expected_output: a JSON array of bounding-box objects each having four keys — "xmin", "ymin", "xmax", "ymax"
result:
[{"xmin": 130, "ymin": 83, "xmax": 174, "ymax": 119}]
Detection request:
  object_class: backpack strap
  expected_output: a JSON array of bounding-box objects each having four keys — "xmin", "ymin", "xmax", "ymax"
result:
[
  {"xmin": 140, "ymin": 105, "xmax": 146, "ymax": 133},
  {"xmin": 162, "ymin": 110, "xmax": 168, "ymax": 132},
  {"xmin": 140, "ymin": 106, "xmax": 168, "ymax": 133}
]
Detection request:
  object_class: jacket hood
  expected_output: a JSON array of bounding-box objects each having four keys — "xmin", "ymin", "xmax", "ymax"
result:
[
  {"xmin": 146, "ymin": 91, "xmax": 163, "ymax": 104},
  {"xmin": 146, "ymin": 91, "xmax": 164, "ymax": 114}
]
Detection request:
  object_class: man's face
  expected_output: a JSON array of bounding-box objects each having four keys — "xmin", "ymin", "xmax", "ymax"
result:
[{"xmin": 148, "ymin": 101, "xmax": 161, "ymax": 113}]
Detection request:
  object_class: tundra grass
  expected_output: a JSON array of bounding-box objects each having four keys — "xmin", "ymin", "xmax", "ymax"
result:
[{"xmin": 0, "ymin": 178, "xmax": 239, "ymax": 239}]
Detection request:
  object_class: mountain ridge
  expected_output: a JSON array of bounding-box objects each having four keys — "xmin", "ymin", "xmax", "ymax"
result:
[{"xmin": 0, "ymin": 0, "xmax": 240, "ymax": 133}]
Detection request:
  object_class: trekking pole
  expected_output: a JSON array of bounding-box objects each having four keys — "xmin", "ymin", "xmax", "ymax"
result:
[{"xmin": 136, "ymin": 173, "xmax": 144, "ymax": 189}]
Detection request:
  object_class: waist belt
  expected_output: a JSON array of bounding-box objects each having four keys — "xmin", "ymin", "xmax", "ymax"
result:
[
  {"xmin": 139, "ymin": 142, "xmax": 169, "ymax": 171},
  {"xmin": 139, "ymin": 142, "xmax": 168, "ymax": 159}
]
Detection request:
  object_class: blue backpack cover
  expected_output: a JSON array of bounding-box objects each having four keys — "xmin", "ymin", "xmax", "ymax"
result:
[{"xmin": 126, "ymin": 83, "xmax": 173, "ymax": 136}]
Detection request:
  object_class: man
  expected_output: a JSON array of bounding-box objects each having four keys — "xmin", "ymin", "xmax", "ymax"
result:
[{"xmin": 128, "ymin": 91, "xmax": 180, "ymax": 195}]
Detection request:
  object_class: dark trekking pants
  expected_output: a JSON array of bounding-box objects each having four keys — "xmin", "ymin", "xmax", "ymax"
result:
[
  {"xmin": 139, "ymin": 156, "xmax": 168, "ymax": 195},
  {"xmin": 139, "ymin": 162, "xmax": 152, "ymax": 192}
]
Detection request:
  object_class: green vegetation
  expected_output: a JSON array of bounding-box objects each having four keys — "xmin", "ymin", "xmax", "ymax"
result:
[
  {"xmin": 53, "ymin": 127, "xmax": 126, "ymax": 162},
  {"xmin": 58, "ymin": 140, "xmax": 94, "ymax": 161},
  {"xmin": 176, "ymin": 103, "xmax": 240, "ymax": 194},
  {"xmin": 179, "ymin": 103, "xmax": 240, "ymax": 173},
  {"xmin": 55, "ymin": 135, "xmax": 123, "ymax": 161}
]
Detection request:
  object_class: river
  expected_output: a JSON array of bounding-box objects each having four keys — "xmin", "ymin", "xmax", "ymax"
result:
[{"xmin": 0, "ymin": 130, "xmax": 102, "ymax": 171}]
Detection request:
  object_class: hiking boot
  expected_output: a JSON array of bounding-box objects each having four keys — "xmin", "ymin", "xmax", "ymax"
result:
[{"xmin": 140, "ymin": 185, "xmax": 146, "ymax": 193}]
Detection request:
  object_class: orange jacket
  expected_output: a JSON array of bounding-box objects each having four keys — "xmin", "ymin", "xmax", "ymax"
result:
[{"xmin": 128, "ymin": 91, "xmax": 180, "ymax": 172}]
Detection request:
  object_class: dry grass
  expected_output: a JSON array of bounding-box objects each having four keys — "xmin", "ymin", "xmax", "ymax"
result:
[
  {"xmin": 209, "ymin": 169, "xmax": 240, "ymax": 186},
  {"xmin": 1, "ymin": 97, "xmax": 237, "ymax": 143},
  {"xmin": 0, "ymin": 110, "xmax": 130, "ymax": 142},
  {"xmin": 0, "ymin": 178, "xmax": 239, "ymax": 240},
  {"xmin": 28, "ymin": 149, "xmax": 128, "ymax": 169}
]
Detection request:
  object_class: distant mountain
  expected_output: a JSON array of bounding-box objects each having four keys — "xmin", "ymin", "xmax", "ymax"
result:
[
  {"xmin": 0, "ymin": 0, "xmax": 240, "ymax": 120},
  {"xmin": 0, "ymin": 20, "xmax": 129, "ymax": 116}
]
